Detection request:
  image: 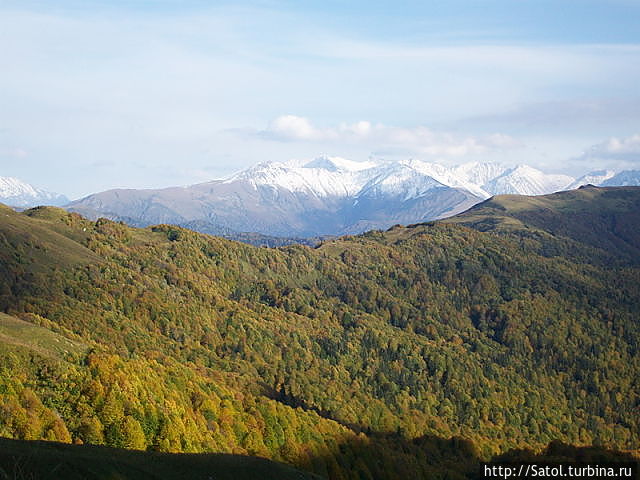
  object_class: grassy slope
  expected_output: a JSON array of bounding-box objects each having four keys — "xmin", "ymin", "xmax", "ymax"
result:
[
  {"xmin": 0, "ymin": 312, "xmax": 87, "ymax": 360},
  {"xmin": 0, "ymin": 205, "xmax": 99, "ymax": 271},
  {"xmin": 442, "ymin": 186, "xmax": 640, "ymax": 263}
]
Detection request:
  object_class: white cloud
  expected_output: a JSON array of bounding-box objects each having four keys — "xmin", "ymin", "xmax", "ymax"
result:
[
  {"xmin": 592, "ymin": 134, "xmax": 640, "ymax": 156},
  {"xmin": 268, "ymin": 115, "xmax": 324, "ymax": 141},
  {"xmin": 571, "ymin": 134, "xmax": 640, "ymax": 170},
  {"xmin": 260, "ymin": 115, "xmax": 521, "ymax": 157},
  {"xmin": 581, "ymin": 134, "xmax": 640, "ymax": 159}
]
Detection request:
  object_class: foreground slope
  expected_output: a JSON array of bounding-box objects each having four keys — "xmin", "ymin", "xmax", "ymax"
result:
[
  {"xmin": 1, "ymin": 187, "xmax": 639, "ymax": 479},
  {"xmin": 0, "ymin": 437, "xmax": 323, "ymax": 480}
]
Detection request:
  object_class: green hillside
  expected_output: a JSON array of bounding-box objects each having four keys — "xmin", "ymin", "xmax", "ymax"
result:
[
  {"xmin": 443, "ymin": 185, "xmax": 640, "ymax": 264},
  {"xmin": 0, "ymin": 186, "xmax": 639, "ymax": 479}
]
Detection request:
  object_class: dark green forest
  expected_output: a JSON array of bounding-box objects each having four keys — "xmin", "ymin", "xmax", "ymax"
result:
[{"xmin": 0, "ymin": 185, "xmax": 639, "ymax": 479}]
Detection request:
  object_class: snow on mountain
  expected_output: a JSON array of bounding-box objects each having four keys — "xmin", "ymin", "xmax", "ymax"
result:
[
  {"xmin": 405, "ymin": 160, "xmax": 491, "ymax": 199},
  {"xmin": 452, "ymin": 162, "xmax": 508, "ymax": 188},
  {"xmin": 356, "ymin": 162, "xmax": 447, "ymax": 201},
  {"xmin": 239, "ymin": 157, "xmax": 571, "ymax": 201},
  {"xmin": 0, "ymin": 176, "xmax": 68, "ymax": 207},
  {"xmin": 226, "ymin": 157, "xmax": 491, "ymax": 202},
  {"xmin": 226, "ymin": 158, "xmax": 370, "ymax": 198},
  {"xmin": 482, "ymin": 165, "xmax": 574, "ymax": 196},
  {"xmin": 600, "ymin": 170, "xmax": 640, "ymax": 187},
  {"xmin": 567, "ymin": 170, "xmax": 616, "ymax": 189},
  {"xmin": 67, "ymin": 156, "xmax": 637, "ymax": 239},
  {"xmin": 226, "ymin": 156, "xmax": 475, "ymax": 200}
]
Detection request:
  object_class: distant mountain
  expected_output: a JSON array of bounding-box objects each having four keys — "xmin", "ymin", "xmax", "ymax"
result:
[
  {"xmin": 66, "ymin": 158, "xmax": 578, "ymax": 237},
  {"xmin": 451, "ymin": 161, "xmax": 508, "ymax": 187},
  {"xmin": 567, "ymin": 170, "xmax": 616, "ymax": 189},
  {"xmin": 600, "ymin": 170, "xmax": 640, "ymax": 187},
  {"xmin": 567, "ymin": 169, "xmax": 640, "ymax": 189},
  {"xmin": 481, "ymin": 164, "xmax": 574, "ymax": 196},
  {"xmin": 0, "ymin": 176, "xmax": 68, "ymax": 207}
]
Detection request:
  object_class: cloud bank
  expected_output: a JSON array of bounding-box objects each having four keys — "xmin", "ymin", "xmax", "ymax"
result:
[
  {"xmin": 581, "ymin": 133, "xmax": 640, "ymax": 159},
  {"xmin": 259, "ymin": 115, "xmax": 521, "ymax": 157},
  {"xmin": 572, "ymin": 133, "xmax": 640, "ymax": 169}
]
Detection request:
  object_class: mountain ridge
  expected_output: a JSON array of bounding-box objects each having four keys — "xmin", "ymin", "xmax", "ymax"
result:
[
  {"xmin": 9, "ymin": 160, "xmax": 640, "ymax": 241},
  {"xmin": 442, "ymin": 185, "xmax": 640, "ymax": 265},
  {"xmin": 65, "ymin": 158, "xmax": 582, "ymax": 238}
]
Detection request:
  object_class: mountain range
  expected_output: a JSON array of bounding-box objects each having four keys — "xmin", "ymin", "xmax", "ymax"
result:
[
  {"xmin": 5, "ymin": 160, "xmax": 640, "ymax": 239},
  {"xmin": 63, "ymin": 158, "xmax": 640, "ymax": 238}
]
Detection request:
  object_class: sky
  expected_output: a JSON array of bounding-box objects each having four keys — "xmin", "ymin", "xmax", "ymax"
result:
[{"xmin": 1, "ymin": 0, "xmax": 640, "ymax": 199}]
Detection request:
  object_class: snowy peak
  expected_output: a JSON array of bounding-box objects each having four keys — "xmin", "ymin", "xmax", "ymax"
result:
[
  {"xmin": 221, "ymin": 158, "xmax": 583, "ymax": 201},
  {"xmin": 0, "ymin": 176, "xmax": 68, "ymax": 208},
  {"xmin": 452, "ymin": 162, "xmax": 507, "ymax": 187},
  {"xmin": 601, "ymin": 170, "xmax": 640, "ymax": 187},
  {"xmin": 482, "ymin": 165, "xmax": 574, "ymax": 196},
  {"xmin": 568, "ymin": 170, "xmax": 616, "ymax": 189},
  {"xmin": 1, "ymin": 176, "xmax": 40, "ymax": 198},
  {"xmin": 357, "ymin": 162, "xmax": 446, "ymax": 201},
  {"xmin": 405, "ymin": 160, "xmax": 491, "ymax": 199},
  {"xmin": 225, "ymin": 157, "xmax": 496, "ymax": 202},
  {"xmin": 225, "ymin": 159, "xmax": 366, "ymax": 197}
]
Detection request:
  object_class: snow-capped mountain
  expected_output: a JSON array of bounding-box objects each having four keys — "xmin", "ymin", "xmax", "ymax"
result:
[
  {"xmin": 482, "ymin": 165, "xmax": 574, "ymax": 196},
  {"xmin": 452, "ymin": 162, "xmax": 508, "ymax": 188},
  {"xmin": 601, "ymin": 170, "xmax": 640, "ymax": 187},
  {"xmin": 567, "ymin": 170, "xmax": 616, "ymax": 190},
  {"xmin": 0, "ymin": 176, "xmax": 68, "ymax": 208},
  {"xmin": 225, "ymin": 157, "xmax": 375, "ymax": 198},
  {"xmin": 66, "ymin": 157, "xmax": 582, "ymax": 237},
  {"xmin": 6, "ymin": 157, "xmax": 638, "ymax": 239}
]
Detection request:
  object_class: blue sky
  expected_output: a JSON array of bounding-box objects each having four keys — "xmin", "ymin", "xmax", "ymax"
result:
[{"xmin": 1, "ymin": 0, "xmax": 639, "ymax": 198}]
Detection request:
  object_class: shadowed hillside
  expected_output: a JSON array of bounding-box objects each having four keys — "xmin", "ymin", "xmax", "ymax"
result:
[
  {"xmin": 443, "ymin": 185, "xmax": 640, "ymax": 264},
  {"xmin": 0, "ymin": 437, "xmax": 323, "ymax": 480}
]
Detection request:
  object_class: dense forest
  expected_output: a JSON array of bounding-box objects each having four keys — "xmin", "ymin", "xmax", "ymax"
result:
[{"xmin": 0, "ymin": 185, "xmax": 639, "ymax": 479}]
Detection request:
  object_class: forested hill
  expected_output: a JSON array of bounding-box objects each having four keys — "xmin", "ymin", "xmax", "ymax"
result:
[
  {"xmin": 443, "ymin": 185, "xmax": 640, "ymax": 264},
  {"xmin": 0, "ymin": 187, "xmax": 639, "ymax": 479}
]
